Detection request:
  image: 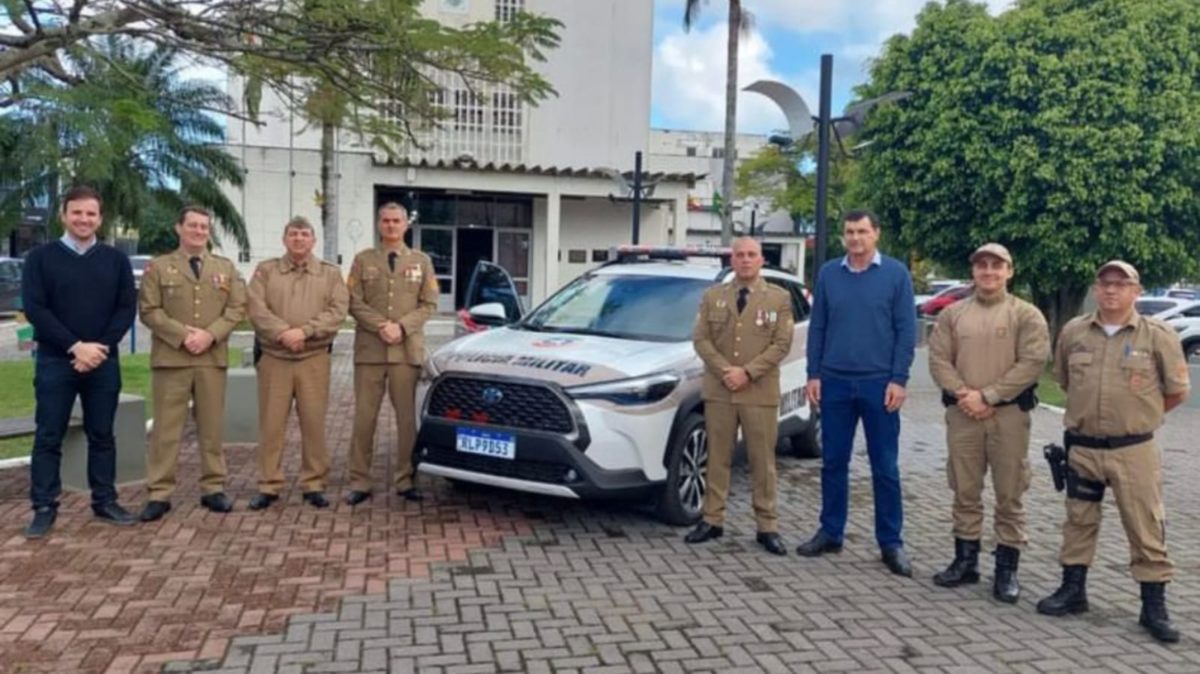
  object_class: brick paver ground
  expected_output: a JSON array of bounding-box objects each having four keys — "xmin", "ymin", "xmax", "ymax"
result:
[{"xmin": 2, "ymin": 343, "xmax": 1198, "ymax": 673}]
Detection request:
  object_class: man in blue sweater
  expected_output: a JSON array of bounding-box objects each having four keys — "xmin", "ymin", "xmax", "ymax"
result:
[
  {"xmin": 20, "ymin": 185, "xmax": 138, "ymax": 538},
  {"xmin": 796, "ymin": 209, "xmax": 917, "ymax": 576}
]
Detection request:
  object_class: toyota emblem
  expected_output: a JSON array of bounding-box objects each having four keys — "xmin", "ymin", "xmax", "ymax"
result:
[{"xmin": 480, "ymin": 386, "xmax": 504, "ymax": 406}]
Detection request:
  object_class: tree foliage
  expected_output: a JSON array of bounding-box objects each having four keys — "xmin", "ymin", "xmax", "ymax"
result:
[
  {"xmin": 1, "ymin": 39, "xmax": 247, "ymax": 248},
  {"xmin": 854, "ymin": 0, "xmax": 1200, "ymax": 333},
  {"xmin": 1, "ymin": 0, "xmax": 561, "ymax": 130}
]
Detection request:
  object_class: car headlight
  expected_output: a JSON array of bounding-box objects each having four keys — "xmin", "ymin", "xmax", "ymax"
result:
[{"xmin": 566, "ymin": 372, "xmax": 680, "ymax": 405}]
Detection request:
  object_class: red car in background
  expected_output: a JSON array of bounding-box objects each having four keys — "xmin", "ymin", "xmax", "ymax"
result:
[{"xmin": 919, "ymin": 283, "xmax": 973, "ymax": 318}]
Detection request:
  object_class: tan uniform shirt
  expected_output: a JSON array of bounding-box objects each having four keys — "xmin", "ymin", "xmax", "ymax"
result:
[
  {"xmin": 247, "ymin": 254, "xmax": 349, "ymax": 360},
  {"xmin": 693, "ymin": 277, "xmax": 794, "ymax": 406},
  {"xmin": 138, "ymin": 250, "xmax": 247, "ymax": 368},
  {"xmin": 347, "ymin": 245, "xmax": 439, "ymax": 365},
  {"xmin": 1054, "ymin": 311, "xmax": 1191, "ymax": 437},
  {"xmin": 928, "ymin": 292, "xmax": 1050, "ymax": 403}
]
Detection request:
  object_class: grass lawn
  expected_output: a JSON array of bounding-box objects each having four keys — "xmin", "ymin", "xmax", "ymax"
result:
[
  {"xmin": 0, "ymin": 349, "xmax": 234, "ymax": 460},
  {"xmin": 1037, "ymin": 368, "xmax": 1066, "ymax": 408}
]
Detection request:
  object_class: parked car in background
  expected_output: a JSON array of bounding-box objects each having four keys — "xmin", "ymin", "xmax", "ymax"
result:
[
  {"xmin": 918, "ymin": 283, "xmax": 973, "ymax": 318},
  {"xmin": 0, "ymin": 256, "xmax": 23, "ymax": 314},
  {"xmin": 914, "ymin": 279, "xmax": 965, "ymax": 308},
  {"xmin": 1170, "ymin": 318, "xmax": 1200, "ymax": 360},
  {"xmin": 129, "ymin": 255, "xmax": 153, "ymax": 289},
  {"xmin": 1135, "ymin": 297, "xmax": 1200, "ymax": 322},
  {"xmin": 1165, "ymin": 288, "xmax": 1198, "ymax": 300}
]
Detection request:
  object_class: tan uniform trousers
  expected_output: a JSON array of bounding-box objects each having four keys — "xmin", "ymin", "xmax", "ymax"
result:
[
  {"xmin": 1060, "ymin": 440, "xmax": 1172, "ymax": 582},
  {"xmin": 257, "ymin": 352, "xmax": 331, "ymax": 494},
  {"xmin": 702, "ymin": 401, "xmax": 778, "ymax": 532},
  {"xmin": 945, "ymin": 404, "xmax": 1032, "ymax": 547},
  {"xmin": 348, "ymin": 363, "xmax": 420, "ymax": 492},
  {"xmin": 147, "ymin": 366, "xmax": 228, "ymax": 500}
]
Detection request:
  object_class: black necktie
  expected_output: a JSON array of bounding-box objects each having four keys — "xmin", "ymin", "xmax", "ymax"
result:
[
  {"xmin": 737, "ymin": 287, "xmax": 749, "ymax": 314},
  {"xmin": 189, "ymin": 256, "xmax": 202, "ymax": 279},
  {"xmin": 388, "ymin": 251, "xmax": 397, "ymax": 273}
]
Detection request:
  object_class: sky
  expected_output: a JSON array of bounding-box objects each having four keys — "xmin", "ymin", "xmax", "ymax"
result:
[{"xmin": 650, "ymin": 0, "xmax": 1013, "ymax": 135}]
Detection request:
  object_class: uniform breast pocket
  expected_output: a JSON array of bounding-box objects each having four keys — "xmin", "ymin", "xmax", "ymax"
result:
[
  {"xmin": 1067, "ymin": 351, "xmax": 1093, "ymax": 380},
  {"xmin": 1122, "ymin": 352, "xmax": 1159, "ymax": 395}
]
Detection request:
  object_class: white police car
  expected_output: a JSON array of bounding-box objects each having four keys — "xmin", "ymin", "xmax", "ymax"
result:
[{"xmin": 415, "ymin": 247, "xmax": 818, "ymax": 524}]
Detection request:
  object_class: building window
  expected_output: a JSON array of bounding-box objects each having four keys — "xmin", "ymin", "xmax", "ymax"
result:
[
  {"xmin": 238, "ymin": 248, "xmax": 251, "ymax": 263},
  {"xmin": 567, "ymin": 249, "xmax": 586, "ymax": 264},
  {"xmin": 685, "ymin": 146, "xmax": 697, "ymax": 157},
  {"xmin": 453, "ymin": 89, "xmax": 485, "ymax": 132},
  {"xmin": 592, "ymin": 249, "xmax": 610, "ymax": 262},
  {"xmin": 711, "ymin": 147, "xmax": 725, "ymax": 159},
  {"xmin": 496, "ymin": 0, "xmax": 523, "ymax": 22},
  {"xmin": 492, "ymin": 91, "xmax": 522, "ymax": 135}
]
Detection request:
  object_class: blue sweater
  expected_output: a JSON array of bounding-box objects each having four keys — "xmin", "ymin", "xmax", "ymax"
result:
[
  {"xmin": 22, "ymin": 241, "xmax": 136, "ymax": 359},
  {"xmin": 806, "ymin": 254, "xmax": 916, "ymax": 385}
]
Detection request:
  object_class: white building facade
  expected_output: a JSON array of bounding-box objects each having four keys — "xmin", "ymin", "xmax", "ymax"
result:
[{"xmin": 221, "ymin": 0, "xmax": 813, "ymax": 309}]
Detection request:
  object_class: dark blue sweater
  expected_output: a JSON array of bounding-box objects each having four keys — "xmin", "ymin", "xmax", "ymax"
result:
[
  {"xmin": 22, "ymin": 241, "xmax": 136, "ymax": 359},
  {"xmin": 806, "ymin": 254, "xmax": 916, "ymax": 385}
]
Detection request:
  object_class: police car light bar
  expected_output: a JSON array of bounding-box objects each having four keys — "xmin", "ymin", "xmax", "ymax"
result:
[{"xmin": 612, "ymin": 245, "xmax": 732, "ymax": 262}]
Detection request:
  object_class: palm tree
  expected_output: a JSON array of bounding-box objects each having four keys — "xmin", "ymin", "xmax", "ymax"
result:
[
  {"xmin": 1, "ymin": 38, "xmax": 248, "ymax": 251},
  {"xmin": 684, "ymin": 0, "xmax": 750, "ymax": 245}
]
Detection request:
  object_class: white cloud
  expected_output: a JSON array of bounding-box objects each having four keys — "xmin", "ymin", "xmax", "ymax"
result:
[
  {"xmin": 652, "ymin": 22, "xmax": 816, "ymax": 134},
  {"xmin": 652, "ymin": 0, "xmax": 1017, "ymax": 133}
]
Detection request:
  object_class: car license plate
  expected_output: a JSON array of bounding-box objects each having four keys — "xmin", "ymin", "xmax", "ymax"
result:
[{"xmin": 455, "ymin": 428, "xmax": 516, "ymax": 460}]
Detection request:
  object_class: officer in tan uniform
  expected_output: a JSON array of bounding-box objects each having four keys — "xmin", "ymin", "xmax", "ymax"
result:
[
  {"xmin": 137, "ymin": 206, "xmax": 247, "ymax": 520},
  {"xmin": 344, "ymin": 203, "xmax": 439, "ymax": 506},
  {"xmin": 1037, "ymin": 260, "xmax": 1190, "ymax": 643},
  {"xmin": 686, "ymin": 237, "xmax": 794, "ymax": 555},
  {"xmin": 928, "ymin": 243, "xmax": 1049, "ymax": 603},
  {"xmin": 246, "ymin": 216, "xmax": 349, "ymax": 510}
]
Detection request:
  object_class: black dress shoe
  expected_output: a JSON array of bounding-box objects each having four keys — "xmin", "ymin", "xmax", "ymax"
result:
[
  {"xmin": 302, "ymin": 491, "xmax": 330, "ymax": 508},
  {"xmin": 93, "ymin": 502, "xmax": 136, "ymax": 526},
  {"xmin": 756, "ymin": 532, "xmax": 787, "ymax": 556},
  {"xmin": 882, "ymin": 546, "xmax": 913, "ymax": 577},
  {"xmin": 795, "ymin": 530, "xmax": 843, "ymax": 557},
  {"xmin": 247, "ymin": 493, "xmax": 279, "ymax": 511},
  {"xmin": 24, "ymin": 508, "xmax": 57, "ymax": 539},
  {"xmin": 397, "ymin": 488, "xmax": 424, "ymax": 502},
  {"xmin": 139, "ymin": 500, "xmax": 172, "ymax": 522},
  {"xmin": 684, "ymin": 522, "xmax": 723, "ymax": 544},
  {"xmin": 200, "ymin": 492, "xmax": 234, "ymax": 513},
  {"xmin": 344, "ymin": 490, "xmax": 372, "ymax": 506}
]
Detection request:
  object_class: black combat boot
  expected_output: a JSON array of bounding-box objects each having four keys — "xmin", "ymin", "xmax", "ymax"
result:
[
  {"xmin": 992, "ymin": 545, "xmax": 1021, "ymax": 604},
  {"xmin": 1036, "ymin": 565, "xmax": 1089, "ymax": 616},
  {"xmin": 1139, "ymin": 582, "xmax": 1180, "ymax": 643},
  {"xmin": 932, "ymin": 538, "xmax": 980, "ymax": 587}
]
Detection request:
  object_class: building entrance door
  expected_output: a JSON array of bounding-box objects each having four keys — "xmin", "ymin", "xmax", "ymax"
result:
[{"xmin": 455, "ymin": 228, "xmax": 494, "ymax": 309}]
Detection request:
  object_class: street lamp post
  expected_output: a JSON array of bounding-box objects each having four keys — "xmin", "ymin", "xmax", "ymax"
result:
[
  {"xmin": 603, "ymin": 151, "xmax": 657, "ymax": 245},
  {"xmin": 745, "ymin": 59, "xmax": 911, "ymax": 272}
]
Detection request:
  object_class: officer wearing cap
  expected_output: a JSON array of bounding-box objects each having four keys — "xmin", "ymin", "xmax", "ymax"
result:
[
  {"xmin": 1037, "ymin": 260, "xmax": 1190, "ymax": 643},
  {"xmin": 138, "ymin": 206, "xmax": 247, "ymax": 520},
  {"xmin": 246, "ymin": 216, "xmax": 349, "ymax": 510},
  {"xmin": 344, "ymin": 202, "xmax": 439, "ymax": 506},
  {"xmin": 928, "ymin": 243, "xmax": 1049, "ymax": 603},
  {"xmin": 686, "ymin": 237, "xmax": 793, "ymax": 555}
]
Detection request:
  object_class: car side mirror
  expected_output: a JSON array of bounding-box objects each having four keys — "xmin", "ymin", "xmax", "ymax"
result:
[{"xmin": 468, "ymin": 302, "xmax": 510, "ymax": 325}]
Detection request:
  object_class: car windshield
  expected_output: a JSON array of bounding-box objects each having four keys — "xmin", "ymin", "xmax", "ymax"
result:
[{"xmin": 520, "ymin": 273, "xmax": 712, "ymax": 342}]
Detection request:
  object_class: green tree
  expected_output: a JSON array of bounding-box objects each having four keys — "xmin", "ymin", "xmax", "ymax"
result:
[
  {"xmin": 684, "ymin": 0, "xmax": 750, "ymax": 245},
  {"xmin": 1, "ymin": 39, "xmax": 247, "ymax": 248},
  {"xmin": 854, "ymin": 0, "xmax": 1200, "ymax": 338},
  {"xmin": 239, "ymin": 5, "xmax": 562, "ymax": 261}
]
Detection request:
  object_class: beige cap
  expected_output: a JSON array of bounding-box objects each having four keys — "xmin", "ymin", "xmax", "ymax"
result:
[
  {"xmin": 969, "ymin": 242, "xmax": 1012, "ymax": 265},
  {"xmin": 1096, "ymin": 260, "xmax": 1140, "ymax": 283}
]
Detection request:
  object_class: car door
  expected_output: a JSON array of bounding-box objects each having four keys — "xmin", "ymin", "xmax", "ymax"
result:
[
  {"xmin": 758, "ymin": 272, "xmax": 811, "ymax": 423},
  {"xmin": 461, "ymin": 260, "xmax": 525, "ymax": 330}
]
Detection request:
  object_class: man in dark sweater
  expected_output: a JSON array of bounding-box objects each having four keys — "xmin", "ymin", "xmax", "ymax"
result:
[
  {"xmin": 795, "ymin": 209, "xmax": 917, "ymax": 577},
  {"xmin": 20, "ymin": 185, "xmax": 138, "ymax": 538}
]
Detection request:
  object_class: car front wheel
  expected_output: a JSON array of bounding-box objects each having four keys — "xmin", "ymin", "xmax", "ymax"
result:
[{"xmin": 655, "ymin": 412, "xmax": 707, "ymax": 526}]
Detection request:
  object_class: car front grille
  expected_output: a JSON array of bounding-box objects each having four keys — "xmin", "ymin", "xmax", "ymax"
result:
[{"xmin": 427, "ymin": 376, "xmax": 575, "ymax": 433}]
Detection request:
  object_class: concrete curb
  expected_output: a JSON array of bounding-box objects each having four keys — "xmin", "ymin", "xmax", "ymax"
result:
[
  {"xmin": 1039, "ymin": 402, "xmax": 1065, "ymax": 414},
  {"xmin": 0, "ymin": 456, "xmax": 30, "ymax": 471}
]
